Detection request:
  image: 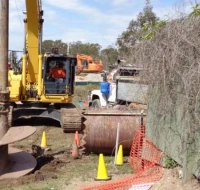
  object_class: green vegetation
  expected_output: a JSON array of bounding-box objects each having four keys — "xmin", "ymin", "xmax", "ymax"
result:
[
  {"xmin": 116, "ymin": 0, "xmax": 158, "ymax": 55},
  {"xmin": 3, "ymin": 156, "xmax": 133, "ymax": 190},
  {"xmin": 41, "ymin": 1, "xmax": 200, "ymax": 69},
  {"xmin": 164, "ymin": 157, "xmax": 177, "ymax": 169},
  {"xmin": 42, "ymin": 40, "xmax": 101, "ymax": 59},
  {"xmin": 101, "ymin": 46, "xmax": 119, "ymax": 68},
  {"xmin": 189, "ymin": 3, "xmax": 200, "ymax": 17},
  {"xmin": 8, "ymin": 125, "xmax": 133, "ymax": 190},
  {"xmin": 141, "ymin": 20, "xmax": 166, "ymax": 40},
  {"xmin": 73, "ymin": 84, "xmax": 99, "ymax": 107}
]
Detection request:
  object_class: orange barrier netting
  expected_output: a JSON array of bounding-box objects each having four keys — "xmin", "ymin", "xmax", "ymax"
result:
[{"xmin": 81, "ymin": 126, "xmax": 164, "ymax": 190}]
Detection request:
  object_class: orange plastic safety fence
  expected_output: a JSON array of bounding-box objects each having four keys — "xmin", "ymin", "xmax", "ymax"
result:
[
  {"xmin": 130, "ymin": 126, "xmax": 162, "ymax": 173},
  {"xmin": 81, "ymin": 127, "xmax": 164, "ymax": 190}
]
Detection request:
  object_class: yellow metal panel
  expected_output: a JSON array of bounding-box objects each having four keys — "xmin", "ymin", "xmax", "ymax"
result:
[
  {"xmin": 22, "ymin": 54, "xmax": 27, "ymax": 96},
  {"xmin": 9, "ymin": 81, "xmax": 21, "ymax": 86},
  {"xmin": 38, "ymin": 55, "xmax": 43, "ymax": 95},
  {"xmin": 8, "ymin": 71, "xmax": 22, "ymax": 81},
  {"xmin": 25, "ymin": 0, "xmax": 39, "ymax": 83},
  {"xmin": 8, "ymin": 70, "xmax": 21, "ymax": 101},
  {"xmin": 9, "ymin": 87, "xmax": 20, "ymax": 95},
  {"xmin": 10, "ymin": 96, "xmax": 20, "ymax": 102},
  {"xmin": 9, "ymin": 81, "xmax": 21, "ymax": 102},
  {"xmin": 24, "ymin": 95, "xmax": 73, "ymax": 103},
  {"xmin": 40, "ymin": 95, "xmax": 73, "ymax": 103}
]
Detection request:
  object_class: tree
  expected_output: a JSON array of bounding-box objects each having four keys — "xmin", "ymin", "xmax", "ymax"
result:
[
  {"xmin": 100, "ymin": 46, "xmax": 119, "ymax": 69},
  {"xmin": 69, "ymin": 41, "xmax": 101, "ymax": 58},
  {"xmin": 137, "ymin": 0, "xmax": 158, "ymax": 28},
  {"xmin": 117, "ymin": 20, "xmax": 140, "ymax": 53},
  {"xmin": 117, "ymin": 0, "xmax": 159, "ymax": 54},
  {"xmin": 42, "ymin": 40, "xmax": 68, "ymax": 54},
  {"xmin": 42, "ymin": 40, "xmax": 102, "ymax": 58}
]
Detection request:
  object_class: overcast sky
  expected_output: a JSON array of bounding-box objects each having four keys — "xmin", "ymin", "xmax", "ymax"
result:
[{"xmin": 9, "ymin": 0, "xmax": 194, "ymax": 51}]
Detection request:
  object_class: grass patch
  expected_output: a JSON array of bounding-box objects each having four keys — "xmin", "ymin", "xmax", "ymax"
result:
[
  {"xmin": 73, "ymin": 84, "xmax": 100, "ymax": 107},
  {"xmin": 2, "ymin": 153, "xmax": 134, "ymax": 190}
]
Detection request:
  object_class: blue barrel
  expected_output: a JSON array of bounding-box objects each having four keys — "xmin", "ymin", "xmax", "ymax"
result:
[{"xmin": 100, "ymin": 82, "xmax": 110, "ymax": 94}]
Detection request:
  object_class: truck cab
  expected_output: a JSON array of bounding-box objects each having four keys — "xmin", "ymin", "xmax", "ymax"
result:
[
  {"xmin": 88, "ymin": 66, "xmax": 148, "ymax": 108},
  {"xmin": 88, "ymin": 82, "xmax": 116, "ymax": 108}
]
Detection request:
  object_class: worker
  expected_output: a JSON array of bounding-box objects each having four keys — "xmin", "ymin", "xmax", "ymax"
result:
[
  {"xmin": 49, "ymin": 62, "xmax": 66, "ymax": 79},
  {"xmin": 49, "ymin": 62, "xmax": 66, "ymax": 93}
]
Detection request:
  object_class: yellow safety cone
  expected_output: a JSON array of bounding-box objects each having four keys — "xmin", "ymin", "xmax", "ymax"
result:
[
  {"xmin": 41, "ymin": 131, "xmax": 47, "ymax": 148},
  {"xmin": 95, "ymin": 154, "xmax": 111, "ymax": 181},
  {"xmin": 116, "ymin": 145, "xmax": 123, "ymax": 165}
]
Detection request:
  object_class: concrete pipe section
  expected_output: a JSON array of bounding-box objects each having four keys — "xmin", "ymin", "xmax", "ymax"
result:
[{"xmin": 83, "ymin": 109, "xmax": 146, "ymax": 155}]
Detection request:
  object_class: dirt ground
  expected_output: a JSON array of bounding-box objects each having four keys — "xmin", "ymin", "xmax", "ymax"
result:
[
  {"xmin": 1, "ymin": 86, "xmax": 200, "ymax": 190},
  {"xmin": 0, "ymin": 125, "xmax": 133, "ymax": 190},
  {"xmin": 0, "ymin": 124, "xmax": 200, "ymax": 190},
  {"xmin": 151, "ymin": 167, "xmax": 200, "ymax": 190}
]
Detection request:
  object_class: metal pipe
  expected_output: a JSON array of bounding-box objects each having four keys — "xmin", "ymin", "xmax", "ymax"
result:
[
  {"xmin": 84, "ymin": 112, "xmax": 146, "ymax": 116},
  {"xmin": 0, "ymin": 0, "xmax": 9, "ymax": 139},
  {"xmin": 38, "ymin": 55, "xmax": 42, "ymax": 96},
  {"xmin": 38, "ymin": 6, "xmax": 43, "ymax": 94},
  {"xmin": 39, "ymin": 21, "xmax": 43, "ymax": 54},
  {"xmin": 22, "ymin": 54, "xmax": 27, "ymax": 96},
  {"xmin": 10, "ymin": 51, "xmax": 13, "ymax": 69},
  {"xmin": 9, "ymin": 50, "xmax": 23, "ymax": 52},
  {"xmin": 114, "ymin": 123, "xmax": 120, "ymax": 165},
  {"xmin": 39, "ymin": 0, "xmax": 43, "ymax": 55},
  {"xmin": 0, "ymin": 0, "xmax": 9, "ymax": 175},
  {"xmin": 0, "ymin": 145, "xmax": 8, "ymax": 175},
  {"xmin": 23, "ymin": 21, "xmax": 27, "ymax": 54},
  {"xmin": 0, "ymin": 0, "xmax": 8, "ymax": 90},
  {"xmin": 83, "ymin": 112, "xmax": 146, "ymax": 155}
]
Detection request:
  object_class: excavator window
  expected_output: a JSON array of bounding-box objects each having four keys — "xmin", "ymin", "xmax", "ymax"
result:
[
  {"xmin": 44, "ymin": 57, "xmax": 67, "ymax": 94},
  {"xmin": 43, "ymin": 56, "xmax": 76, "ymax": 95},
  {"xmin": 81, "ymin": 59, "xmax": 88, "ymax": 69}
]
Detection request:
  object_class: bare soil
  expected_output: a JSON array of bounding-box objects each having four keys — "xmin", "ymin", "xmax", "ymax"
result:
[
  {"xmin": 1, "ymin": 124, "xmax": 200, "ymax": 190},
  {"xmin": 151, "ymin": 167, "xmax": 200, "ymax": 190},
  {"xmin": 0, "ymin": 125, "xmax": 133, "ymax": 190},
  {"xmin": 1, "ymin": 86, "xmax": 200, "ymax": 190}
]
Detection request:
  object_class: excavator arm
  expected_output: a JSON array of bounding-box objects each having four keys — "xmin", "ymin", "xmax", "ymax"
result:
[{"xmin": 24, "ymin": 0, "xmax": 43, "ymax": 83}]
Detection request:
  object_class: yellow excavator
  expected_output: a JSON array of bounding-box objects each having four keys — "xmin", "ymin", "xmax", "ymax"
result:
[
  {"xmin": 8, "ymin": 0, "xmax": 83, "ymax": 132},
  {"xmin": 8, "ymin": 0, "xmax": 145, "ymax": 155}
]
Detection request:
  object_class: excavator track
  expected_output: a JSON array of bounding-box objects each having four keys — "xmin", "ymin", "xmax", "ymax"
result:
[{"xmin": 61, "ymin": 107, "xmax": 84, "ymax": 132}]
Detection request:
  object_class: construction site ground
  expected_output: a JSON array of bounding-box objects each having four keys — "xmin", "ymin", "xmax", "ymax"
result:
[{"xmin": 0, "ymin": 86, "xmax": 200, "ymax": 190}]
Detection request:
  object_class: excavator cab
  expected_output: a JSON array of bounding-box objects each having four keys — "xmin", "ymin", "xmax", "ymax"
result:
[{"xmin": 44, "ymin": 56, "xmax": 76, "ymax": 95}]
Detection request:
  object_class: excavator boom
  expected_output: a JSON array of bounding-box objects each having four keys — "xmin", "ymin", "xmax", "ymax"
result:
[{"xmin": 25, "ymin": 0, "xmax": 42, "ymax": 83}]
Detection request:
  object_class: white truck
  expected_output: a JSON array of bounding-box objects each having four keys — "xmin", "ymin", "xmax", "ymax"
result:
[{"xmin": 88, "ymin": 66, "xmax": 148, "ymax": 108}]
